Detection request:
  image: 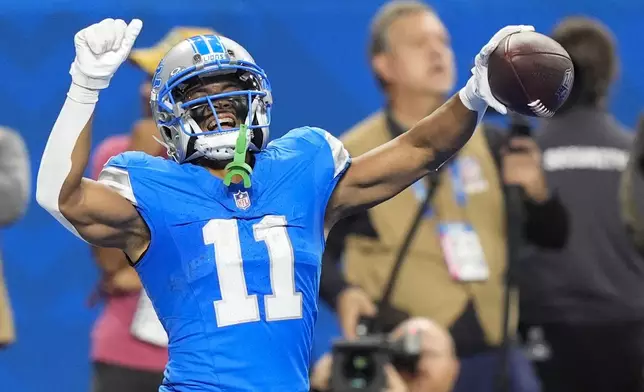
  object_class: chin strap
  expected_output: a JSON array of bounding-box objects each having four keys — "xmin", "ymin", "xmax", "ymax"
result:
[{"xmin": 223, "ymin": 124, "xmax": 253, "ymax": 188}]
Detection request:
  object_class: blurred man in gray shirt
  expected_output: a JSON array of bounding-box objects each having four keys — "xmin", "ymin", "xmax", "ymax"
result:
[
  {"xmin": 519, "ymin": 17, "xmax": 644, "ymax": 392},
  {"xmin": 0, "ymin": 126, "xmax": 30, "ymax": 347}
]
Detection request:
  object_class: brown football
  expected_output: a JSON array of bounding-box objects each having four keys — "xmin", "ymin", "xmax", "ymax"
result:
[{"xmin": 487, "ymin": 30, "xmax": 574, "ymax": 118}]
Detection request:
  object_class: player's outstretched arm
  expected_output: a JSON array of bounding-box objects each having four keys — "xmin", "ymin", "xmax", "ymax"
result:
[
  {"xmin": 326, "ymin": 25, "xmax": 534, "ymax": 223},
  {"xmin": 36, "ymin": 19, "xmax": 147, "ymax": 253},
  {"xmin": 329, "ymin": 95, "xmax": 477, "ymax": 219}
]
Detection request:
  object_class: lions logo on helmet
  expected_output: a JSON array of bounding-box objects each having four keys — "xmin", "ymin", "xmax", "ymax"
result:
[{"xmin": 150, "ymin": 34, "xmax": 273, "ymax": 163}]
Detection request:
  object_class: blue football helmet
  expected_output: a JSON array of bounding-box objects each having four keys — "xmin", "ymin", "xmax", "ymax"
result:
[{"xmin": 150, "ymin": 34, "xmax": 273, "ymax": 163}]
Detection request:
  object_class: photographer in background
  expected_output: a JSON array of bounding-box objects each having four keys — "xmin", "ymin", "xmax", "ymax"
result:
[
  {"xmin": 518, "ymin": 17, "xmax": 644, "ymax": 392},
  {"xmin": 0, "ymin": 126, "xmax": 30, "ymax": 348},
  {"xmin": 621, "ymin": 114, "xmax": 644, "ymax": 256},
  {"xmin": 320, "ymin": 2, "xmax": 567, "ymax": 391},
  {"xmin": 311, "ymin": 318, "xmax": 459, "ymax": 392}
]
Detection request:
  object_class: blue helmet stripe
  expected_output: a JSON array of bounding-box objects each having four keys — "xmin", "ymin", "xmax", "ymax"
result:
[
  {"xmin": 206, "ymin": 35, "xmax": 225, "ymax": 54},
  {"xmin": 201, "ymin": 35, "xmax": 215, "ymax": 54},
  {"xmin": 190, "ymin": 36, "xmax": 211, "ymax": 56}
]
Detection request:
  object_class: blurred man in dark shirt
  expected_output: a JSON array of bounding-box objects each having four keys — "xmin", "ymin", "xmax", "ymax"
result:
[{"xmin": 519, "ymin": 17, "xmax": 644, "ymax": 392}]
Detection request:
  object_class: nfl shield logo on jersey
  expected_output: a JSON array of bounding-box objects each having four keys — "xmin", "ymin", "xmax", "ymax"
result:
[{"xmin": 233, "ymin": 191, "xmax": 251, "ymax": 210}]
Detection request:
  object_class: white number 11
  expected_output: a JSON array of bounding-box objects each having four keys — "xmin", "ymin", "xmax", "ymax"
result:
[{"xmin": 202, "ymin": 215, "xmax": 303, "ymax": 327}]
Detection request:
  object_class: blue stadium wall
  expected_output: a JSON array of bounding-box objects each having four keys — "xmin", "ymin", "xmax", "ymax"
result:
[{"xmin": 0, "ymin": 0, "xmax": 642, "ymax": 390}]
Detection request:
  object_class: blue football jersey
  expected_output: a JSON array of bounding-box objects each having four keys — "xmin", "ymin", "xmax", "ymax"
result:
[{"xmin": 98, "ymin": 127, "xmax": 350, "ymax": 392}]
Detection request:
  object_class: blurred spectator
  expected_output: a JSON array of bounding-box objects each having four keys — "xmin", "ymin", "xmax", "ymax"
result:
[
  {"xmin": 88, "ymin": 26, "xmax": 215, "ymax": 392},
  {"xmin": 310, "ymin": 318, "xmax": 459, "ymax": 392},
  {"xmin": 0, "ymin": 126, "xmax": 29, "ymax": 348},
  {"xmin": 319, "ymin": 2, "xmax": 567, "ymax": 392},
  {"xmin": 620, "ymin": 114, "xmax": 644, "ymax": 255},
  {"xmin": 517, "ymin": 17, "xmax": 644, "ymax": 392}
]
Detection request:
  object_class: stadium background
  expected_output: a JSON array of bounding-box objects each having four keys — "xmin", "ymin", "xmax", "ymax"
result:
[{"xmin": 0, "ymin": 0, "xmax": 642, "ymax": 390}]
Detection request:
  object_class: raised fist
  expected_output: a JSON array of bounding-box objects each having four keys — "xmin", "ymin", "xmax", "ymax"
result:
[{"xmin": 70, "ymin": 18, "xmax": 143, "ymax": 90}]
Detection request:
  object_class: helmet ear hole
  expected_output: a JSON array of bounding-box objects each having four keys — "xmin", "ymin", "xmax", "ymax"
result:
[
  {"xmin": 160, "ymin": 126, "xmax": 173, "ymax": 142},
  {"xmin": 251, "ymin": 128, "xmax": 263, "ymax": 150}
]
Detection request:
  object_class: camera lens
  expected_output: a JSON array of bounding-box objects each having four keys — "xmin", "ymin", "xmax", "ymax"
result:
[{"xmin": 342, "ymin": 351, "xmax": 376, "ymax": 389}]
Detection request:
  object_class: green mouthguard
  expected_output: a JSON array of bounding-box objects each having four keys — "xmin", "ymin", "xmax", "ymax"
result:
[{"xmin": 223, "ymin": 124, "xmax": 253, "ymax": 188}]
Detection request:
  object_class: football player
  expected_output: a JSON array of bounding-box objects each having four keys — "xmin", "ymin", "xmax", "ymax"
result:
[{"xmin": 36, "ymin": 18, "xmax": 531, "ymax": 392}]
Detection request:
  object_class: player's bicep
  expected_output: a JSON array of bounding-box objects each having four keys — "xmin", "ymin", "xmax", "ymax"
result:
[
  {"xmin": 328, "ymin": 136, "xmax": 430, "ymax": 219},
  {"xmin": 59, "ymin": 175, "xmax": 145, "ymax": 249}
]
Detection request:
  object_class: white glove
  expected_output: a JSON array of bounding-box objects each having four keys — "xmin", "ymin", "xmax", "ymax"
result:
[
  {"xmin": 459, "ymin": 25, "xmax": 535, "ymax": 116},
  {"xmin": 69, "ymin": 18, "xmax": 143, "ymax": 93}
]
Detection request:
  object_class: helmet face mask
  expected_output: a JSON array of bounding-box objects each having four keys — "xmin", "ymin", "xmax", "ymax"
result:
[
  {"xmin": 180, "ymin": 77, "xmax": 250, "ymax": 130},
  {"xmin": 150, "ymin": 35, "xmax": 273, "ymax": 163}
]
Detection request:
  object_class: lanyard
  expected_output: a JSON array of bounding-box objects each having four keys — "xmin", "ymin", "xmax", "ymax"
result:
[{"xmin": 411, "ymin": 159, "xmax": 466, "ymax": 218}]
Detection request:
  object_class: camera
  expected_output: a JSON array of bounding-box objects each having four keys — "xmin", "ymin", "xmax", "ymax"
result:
[{"xmin": 329, "ymin": 329, "xmax": 422, "ymax": 392}]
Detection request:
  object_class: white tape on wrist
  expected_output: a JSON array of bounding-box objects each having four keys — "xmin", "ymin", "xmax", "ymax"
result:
[
  {"xmin": 35, "ymin": 83, "xmax": 98, "ymax": 241},
  {"xmin": 69, "ymin": 62, "xmax": 111, "ymax": 91}
]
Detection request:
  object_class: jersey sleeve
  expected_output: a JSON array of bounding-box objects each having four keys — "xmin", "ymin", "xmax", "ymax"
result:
[
  {"xmin": 310, "ymin": 127, "xmax": 351, "ymax": 193},
  {"xmin": 97, "ymin": 154, "xmax": 138, "ymax": 205},
  {"xmin": 272, "ymin": 126, "xmax": 351, "ymax": 183},
  {"xmin": 97, "ymin": 151, "xmax": 158, "ymax": 210},
  {"xmin": 277, "ymin": 126, "xmax": 351, "ymax": 217},
  {"xmin": 97, "ymin": 151, "xmax": 168, "ymax": 250}
]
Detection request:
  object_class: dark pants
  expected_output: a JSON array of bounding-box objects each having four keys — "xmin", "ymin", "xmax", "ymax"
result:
[
  {"xmin": 452, "ymin": 347, "xmax": 541, "ymax": 392},
  {"xmin": 520, "ymin": 321, "xmax": 644, "ymax": 392},
  {"xmin": 91, "ymin": 361, "xmax": 164, "ymax": 392}
]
